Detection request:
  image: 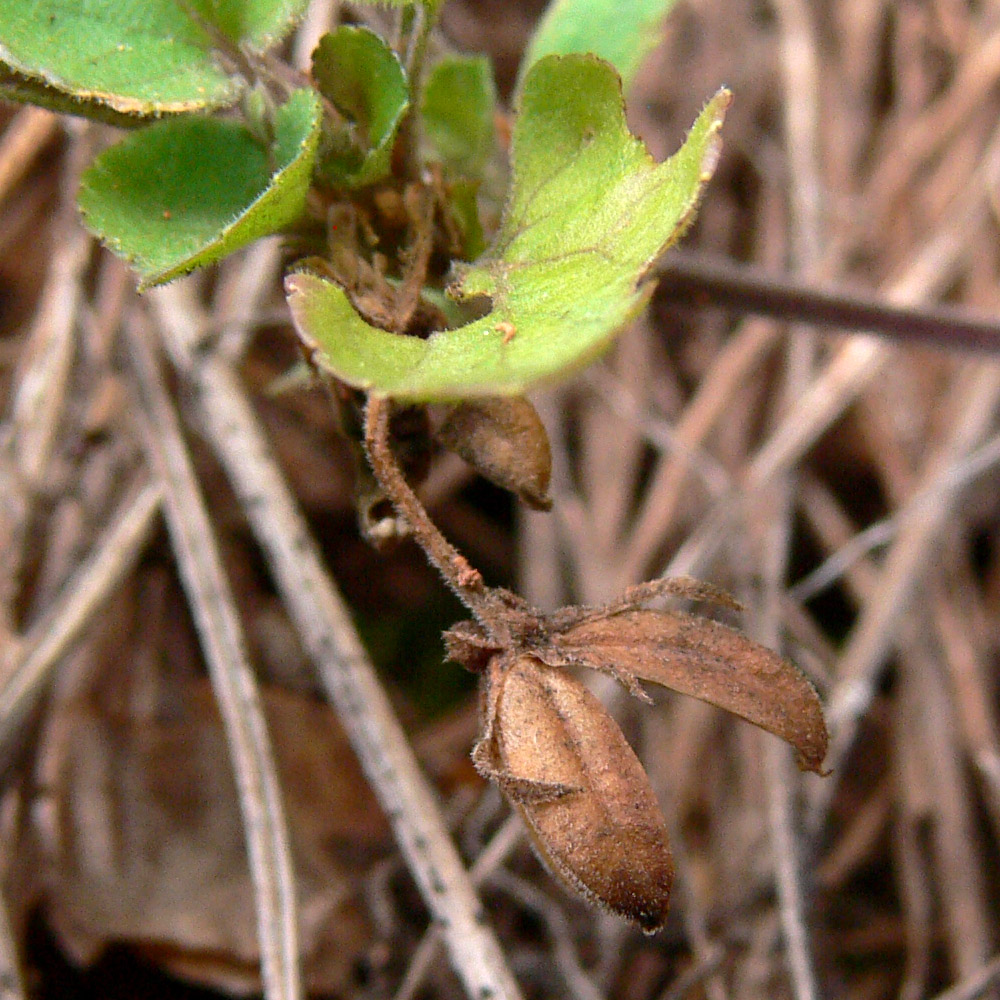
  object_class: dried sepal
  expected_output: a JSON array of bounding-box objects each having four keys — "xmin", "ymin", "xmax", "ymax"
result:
[
  {"xmin": 476, "ymin": 654, "xmax": 674, "ymax": 933},
  {"xmin": 618, "ymin": 576, "xmax": 744, "ymax": 614},
  {"xmin": 435, "ymin": 396, "xmax": 552, "ymax": 510},
  {"xmin": 545, "ymin": 576, "xmax": 743, "ymax": 636},
  {"xmin": 442, "ymin": 619, "xmax": 500, "ymax": 674},
  {"xmin": 548, "ymin": 609, "xmax": 828, "ymax": 773}
]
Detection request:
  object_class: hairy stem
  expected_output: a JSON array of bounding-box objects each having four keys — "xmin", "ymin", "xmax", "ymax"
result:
[
  {"xmin": 364, "ymin": 394, "xmax": 500, "ymax": 626},
  {"xmin": 393, "ymin": 2, "xmax": 434, "ymax": 181},
  {"xmin": 402, "ymin": 2, "xmax": 432, "ymax": 94}
]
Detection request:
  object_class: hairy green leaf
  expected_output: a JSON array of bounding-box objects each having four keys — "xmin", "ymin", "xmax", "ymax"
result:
[
  {"xmin": 286, "ymin": 55, "xmax": 728, "ymax": 401},
  {"xmin": 0, "ymin": 0, "xmax": 307, "ymax": 118},
  {"xmin": 446, "ymin": 179, "xmax": 487, "ymax": 260},
  {"xmin": 311, "ymin": 26, "xmax": 408, "ymax": 188},
  {"xmin": 520, "ymin": 0, "xmax": 679, "ymax": 91},
  {"xmin": 78, "ymin": 88, "xmax": 321, "ymax": 287},
  {"xmin": 187, "ymin": 0, "xmax": 310, "ymax": 48},
  {"xmin": 421, "ymin": 55, "xmax": 496, "ymax": 178},
  {"xmin": 0, "ymin": 68, "xmax": 155, "ymax": 127}
]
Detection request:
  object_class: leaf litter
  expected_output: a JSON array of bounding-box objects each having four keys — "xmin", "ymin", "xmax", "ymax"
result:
[{"xmin": 3, "ymin": 0, "xmax": 1000, "ymax": 998}]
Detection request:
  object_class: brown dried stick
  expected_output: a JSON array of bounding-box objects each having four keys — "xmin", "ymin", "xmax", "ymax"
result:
[
  {"xmin": 393, "ymin": 816, "xmax": 523, "ymax": 1000},
  {"xmin": 3, "ymin": 133, "xmax": 92, "ymax": 491},
  {"xmin": 931, "ymin": 589, "xmax": 1000, "ymax": 838},
  {"xmin": 0, "ymin": 882, "xmax": 26, "ymax": 1000},
  {"xmin": 0, "ymin": 107, "xmax": 57, "ymax": 209},
  {"xmin": 862, "ymin": 27, "xmax": 1000, "ymax": 232},
  {"xmin": 124, "ymin": 316, "xmax": 302, "ymax": 1000},
  {"xmin": 930, "ymin": 953, "xmax": 1000, "ymax": 1000},
  {"xmin": 810, "ymin": 363, "xmax": 1000, "ymax": 826},
  {"xmin": 662, "ymin": 121, "xmax": 1000, "ymax": 589},
  {"xmin": 658, "ymin": 252, "xmax": 1000, "ymax": 355},
  {"xmin": 0, "ymin": 131, "xmax": 93, "ymax": 632},
  {"xmin": 760, "ymin": 0, "xmax": 826, "ymax": 994},
  {"xmin": 905, "ymin": 648, "xmax": 993, "ymax": 979},
  {"xmin": 635, "ymin": 101, "xmax": 1000, "ymax": 599},
  {"xmin": 0, "ymin": 482, "xmax": 160, "ymax": 778},
  {"xmin": 796, "ymin": 439, "xmax": 996, "ymax": 997}
]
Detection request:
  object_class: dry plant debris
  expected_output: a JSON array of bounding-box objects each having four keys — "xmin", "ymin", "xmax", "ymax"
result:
[
  {"xmin": 2, "ymin": 1, "xmax": 1000, "ymax": 1000},
  {"xmin": 443, "ymin": 579, "xmax": 827, "ymax": 932},
  {"xmin": 40, "ymin": 672, "xmax": 384, "ymax": 995}
]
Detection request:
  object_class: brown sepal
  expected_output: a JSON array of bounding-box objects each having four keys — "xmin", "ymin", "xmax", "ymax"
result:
[
  {"xmin": 548, "ymin": 608, "xmax": 828, "ymax": 774},
  {"xmin": 454, "ymin": 575, "xmax": 828, "ymax": 932},
  {"xmin": 442, "ymin": 620, "xmax": 501, "ymax": 674}
]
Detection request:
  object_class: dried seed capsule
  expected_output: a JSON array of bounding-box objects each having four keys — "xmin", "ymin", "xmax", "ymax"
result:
[
  {"xmin": 481, "ymin": 655, "xmax": 673, "ymax": 932},
  {"xmin": 436, "ymin": 397, "xmax": 552, "ymax": 510}
]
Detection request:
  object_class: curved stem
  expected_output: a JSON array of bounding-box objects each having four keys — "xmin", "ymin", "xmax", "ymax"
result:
[{"xmin": 364, "ymin": 394, "xmax": 500, "ymax": 627}]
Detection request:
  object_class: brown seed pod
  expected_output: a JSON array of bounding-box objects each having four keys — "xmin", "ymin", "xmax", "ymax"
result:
[
  {"xmin": 452, "ymin": 576, "xmax": 828, "ymax": 931},
  {"xmin": 475, "ymin": 654, "xmax": 674, "ymax": 933},
  {"xmin": 436, "ymin": 396, "xmax": 552, "ymax": 510}
]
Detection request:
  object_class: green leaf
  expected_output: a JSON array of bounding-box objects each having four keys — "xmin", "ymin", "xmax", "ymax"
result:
[
  {"xmin": 286, "ymin": 55, "xmax": 728, "ymax": 402},
  {"xmin": 421, "ymin": 55, "xmax": 496, "ymax": 178},
  {"xmin": 0, "ymin": 0, "xmax": 307, "ymax": 119},
  {"xmin": 186, "ymin": 0, "xmax": 310, "ymax": 49},
  {"xmin": 0, "ymin": 68, "xmax": 154, "ymax": 127},
  {"xmin": 311, "ymin": 26, "xmax": 408, "ymax": 188},
  {"xmin": 78, "ymin": 88, "xmax": 321, "ymax": 288},
  {"xmin": 447, "ymin": 179, "xmax": 487, "ymax": 260},
  {"xmin": 519, "ymin": 0, "xmax": 679, "ymax": 92}
]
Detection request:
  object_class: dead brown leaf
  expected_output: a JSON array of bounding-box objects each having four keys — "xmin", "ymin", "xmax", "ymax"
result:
[{"xmin": 37, "ymin": 678, "xmax": 386, "ymax": 995}]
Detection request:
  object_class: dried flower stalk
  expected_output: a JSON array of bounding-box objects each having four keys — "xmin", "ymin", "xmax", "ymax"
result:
[{"xmin": 365, "ymin": 394, "xmax": 828, "ymax": 932}]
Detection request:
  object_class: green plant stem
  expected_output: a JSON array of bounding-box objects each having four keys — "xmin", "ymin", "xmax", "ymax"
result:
[
  {"xmin": 395, "ymin": 5, "xmax": 417, "ymax": 52},
  {"xmin": 178, "ymin": 0, "xmax": 258, "ymax": 85},
  {"xmin": 394, "ymin": 2, "xmax": 435, "ymax": 180},
  {"xmin": 364, "ymin": 393, "xmax": 499, "ymax": 626},
  {"xmin": 402, "ymin": 3, "xmax": 432, "ymax": 92}
]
